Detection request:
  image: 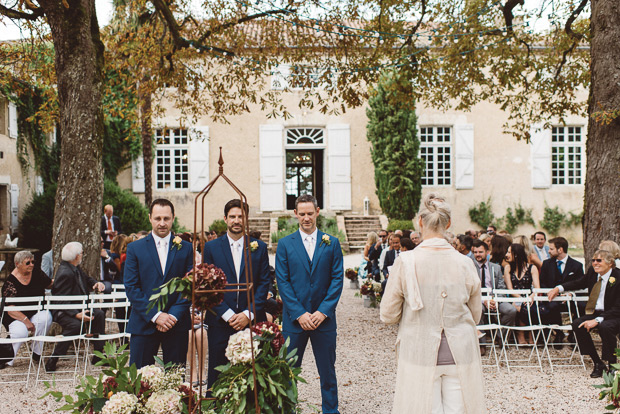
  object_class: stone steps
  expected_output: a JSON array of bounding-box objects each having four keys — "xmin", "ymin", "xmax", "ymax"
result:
[
  {"xmin": 248, "ymin": 217, "xmax": 270, "ymax": 244},
  {"xmin": 344, "ymin": 216, "xmax": 382, "ymax": 250}
]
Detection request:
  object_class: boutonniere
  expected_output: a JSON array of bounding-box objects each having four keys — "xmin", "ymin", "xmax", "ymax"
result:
[
  {"xmin": 609, "ymin": 277, "xmax": 616, "ymax": 287},
  {"xmin": 320, "ymin": 234, "xmax": 331, "ymax": 247},
  {"xmin": 250, "ymin": 241, "xmax": 259, "ymax": 252},
  {"xmin": 171, "ymin": 236, "xmax": 182, "ymax": 250}
]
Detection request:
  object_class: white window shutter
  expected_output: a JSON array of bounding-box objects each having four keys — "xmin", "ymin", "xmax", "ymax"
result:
[
  {"xmin": 189, "ymin": 126, "xmax": 210, "ymax": 192},
  {"xmin": 259, "ymin": 124, "xmax": 285, "ymax": 211},
  {"xmin": 8, "ymin": 102, "xmax": 18, "ymax": 138},
  {"xmin": 132, "ymin": 156, "xmax": 145, "ymax": 193},
  {"xmin": 327, "ymin": 124, "xmax": 352, "ymax": 210},
  {"xmin": 10, "ymin": 184, "xmax": 19, "ymax": 230},
  {"xmin": 454, "ymin": 123, "xmax": 475, "ymax": 189},
  {"xmin": 530, "ymin": 123, "xmax": 552, "ymax": 188},
  {"xmin": 271, "ymin": 65, "xmax": 290, "ymax": 90}
]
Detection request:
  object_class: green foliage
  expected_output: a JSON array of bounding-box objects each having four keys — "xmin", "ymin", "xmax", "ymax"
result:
[
  {"xmin": 102, "ymin": 179, "xmax": 151, "ymax": 234},
  {"xmin": 271, "ymin": 215, "xmax": 345, "ymax": 243},
  {"xmin": 593, "ymin": 353, "xmax": 620, "ymax": 412},
  {"xmin": 540, "ymin": 206, "xmax": 582, "ymax": 235},
  {"xmin": 366, "ymin": 68, "xmax": 424, "ymax": 220},
  {"xmin": 387, "ymin": 219, "xmax": 413, "ymax": 232},
  {"xmin": 210, "ymin": 336, "xmax": 305, "ymax": 414},
  {"xmin": 209, "ymin": 219, "xmax": 228, "ymax": 235},
  {"xmin": 468, "ymin": 198, "xmax": 497, "ymax": 229},
  {"xmin": 277, "ymin": 215, "xmax": 291, "ymax": 231},
  {"xmin": 20, "ymin": 184, "xmax": 57, "ymax": 252},
  {"xmin": 503, "ymin": 204, "xmax": 535, "ymax": 234}
]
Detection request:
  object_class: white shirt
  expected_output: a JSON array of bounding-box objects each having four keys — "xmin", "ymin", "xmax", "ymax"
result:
[
  {"xmin": 534, "ymin": 245, "xmax": 549, "ymax": 261},
  {"xmin": 299, "ymin": 228, "xmax": 318, "ymax": 261},
  {"xmin": 221, "ymin": 234, "xmax": 253, "ymax": 323},
  {"xmin": 595, "ymin": 269, "xmax": 613, "ymax": 323},
  {"xmin": 104, "ymin": 215, "xmax": 115, "ymax": 242},
  {"xmin": 150, "ymin": 232, "xmax": 174, "ymax": 323}
]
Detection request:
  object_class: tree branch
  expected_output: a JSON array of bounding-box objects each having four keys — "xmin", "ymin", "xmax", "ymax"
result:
[
  {"xmin": 0, "ymin": 3, "xmax": 43, "ymax": 20},
  {"xmin": 197, "ymin": 8, "xmax": 295, "ymax": 44},
  {"xmin": 554, "ymin": 40, "xmax": 578, "ymax": 80},
  {"xmin": 565, "ymin": 0, "xmax": 588, "ymax": 40},
  {"xmin": 501, "ymin": 0, "xmax": 524, "ymax": 34},
  {"xmin": 402, "ymin": 0, "xmax": 426, "ymax": 49}
]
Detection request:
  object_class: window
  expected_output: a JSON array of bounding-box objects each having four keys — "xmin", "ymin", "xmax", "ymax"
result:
[
  {"xmin": 551, "ymin": 126, "xmax": 583, "ymax": 185},
  {"xmin": 419, "ymin": 126, "xmax": 452, "ymax": 186},
  {"xmin": 155, "ymin": 128, "xmax": 189, "ymax": 190},
  {"xmin": 286, "ymin": 128, "xmax": 324, "ymax": 145}
]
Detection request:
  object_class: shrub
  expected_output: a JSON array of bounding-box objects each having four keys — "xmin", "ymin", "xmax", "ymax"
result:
[
  {"xmin": 503, "ymin": 203, "xmax": 535, "ymax": 234},
  {"xmin": 468, "ymin": 198, "xmax": 497, "ymax": 229},
  {"xmin": 209, "ymin": 219, "xmax": 227, "ymax": 235},
  {"xmin": 540, "ymin": 206, "xmax": 565, "ymax": 235},
  {"xmin": 270, "ymin": 214, "xmax": 346, "ymax": 243},
  {"xmin": 103, "ymin": 179, "xmax": 151, "ymax": 234},
  {"xmin": 19, "ymin": 184, "xmax": 57, "ymax": 252},
  {"xmin": 387, "ymin": 219, "xmax": 413, "ymax": 232}
]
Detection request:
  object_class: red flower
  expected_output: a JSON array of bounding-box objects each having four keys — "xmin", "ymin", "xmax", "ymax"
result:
[
  {"xmin": 186, "ymin": 263, "xmax": 228, "ymax": 311},
  {"xmin": 102, "ymin": 376, "xmax": 118, "ymax": 394},
  {"xmin": 252, "ymin": 321, "xmax": 285, "ymax": 354}
]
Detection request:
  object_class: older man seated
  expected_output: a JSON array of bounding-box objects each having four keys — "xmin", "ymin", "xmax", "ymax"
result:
[{"xmin": 45, "ymin": 242, "xmax": 106, "ymax": 372}]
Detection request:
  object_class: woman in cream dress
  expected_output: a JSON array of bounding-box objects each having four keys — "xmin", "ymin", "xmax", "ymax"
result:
[{"xmin": 380, "ymin": 194, "xmax": 485, "ymax": 414}]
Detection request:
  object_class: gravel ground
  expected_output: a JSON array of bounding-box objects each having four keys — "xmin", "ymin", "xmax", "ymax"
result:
[{"xmin": 1, "ymin": 254, "xmax": 605, "ymax": 413}]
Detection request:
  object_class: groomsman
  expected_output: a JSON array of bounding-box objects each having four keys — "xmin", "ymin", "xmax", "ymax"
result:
[
  {"xmin": 202, "ymin": 199, "xmax": 271, "ymax": 389},
  {"xmin": 124, "ymin": 199, "xmax": 193, "ymax": 368},
  {"xmin": 276, "ymin": 194, "xmax": 344, "ymax": 414}
]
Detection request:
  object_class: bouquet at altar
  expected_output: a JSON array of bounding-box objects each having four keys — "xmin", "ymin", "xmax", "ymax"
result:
[
  {"xmin": 207, "ymin": 321, "xmax": 304, "ymax": 414},
  {"xmin": 42, "ymin": 343, "xmax": 211, "ymax": 414},
  {"xmin": 148, "ymin": 263, "xmax": 227, "ymax": 313}
]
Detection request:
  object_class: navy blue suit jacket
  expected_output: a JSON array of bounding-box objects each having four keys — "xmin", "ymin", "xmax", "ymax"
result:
[
  {"xmin": 124, "ymin": 233, "xmax": 193, "ymax": 335},
  {"xmin": 275, "ymin": 230, "xmax": 344, "ymax": 334},
  {"xmin": 202, "ymin": 235, "xmax": 271, "ymax": 327}
]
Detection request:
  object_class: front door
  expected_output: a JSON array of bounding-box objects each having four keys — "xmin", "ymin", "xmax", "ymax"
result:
[{"xmin": 285, "ymin": 150, "xmax": 323, "ymax": 210}]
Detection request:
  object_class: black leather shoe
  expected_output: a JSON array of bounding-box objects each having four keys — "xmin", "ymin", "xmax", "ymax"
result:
[
  {"xmin": 552, "ymin": 334, "xmax": 565, "ymax": 350},
  {"xmin": 32, "ymin": 353, "xmax": 41, "ymax": 363},
  {"xmin": 591, "ymin": 362, "xmax": 606, "ymax": 378},
  {"xmin": 45, "ymin": 357, "xmax": 58, "ymax": 372}
]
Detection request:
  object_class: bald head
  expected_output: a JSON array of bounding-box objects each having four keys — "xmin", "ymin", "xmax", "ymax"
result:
[{"xmin": 104, "ymin": 205, "xmax": 113, "ymax": 218}]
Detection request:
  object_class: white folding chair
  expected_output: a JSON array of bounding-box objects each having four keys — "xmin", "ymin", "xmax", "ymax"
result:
[
  {"xmin": 0, "ymin": 296, "xmax": 45, "ymax": 385},
  {"xmin": 493, "ymin": 289, "xmax": 545, "ymax": 372},
  {"xmin": 111, "ymin": 284, "xmax": 126, "ymax": 293},
  {"xmin": 532, "ymin": 288, "xmax": 585, "ymax": 371},
  {"xmin": 35, "ymin": 295, "xmax": 89, "ymax": 384},
  {"xmin": 478, "ymin": 287, "xmax": 501, "ymax": 371},
  {"xmin": 82, "ymin": 292, "xmax": 130, "ymax": 374}
]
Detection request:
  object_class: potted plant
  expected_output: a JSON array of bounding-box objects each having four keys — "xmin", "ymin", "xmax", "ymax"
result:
[{"xmin": 345, "ymin": 267, "xmax": 359, "ymax": 289}]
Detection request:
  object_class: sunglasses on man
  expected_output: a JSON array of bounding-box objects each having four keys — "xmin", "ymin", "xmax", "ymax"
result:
[{"xmin": 591, "ymin": 258, "xmax": 604, "ymax": 263}]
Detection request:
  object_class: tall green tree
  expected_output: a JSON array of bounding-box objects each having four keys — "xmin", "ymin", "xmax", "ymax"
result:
[{"xmin": 367, "ymin": 68, "xmax": 424, "ymax": 220}]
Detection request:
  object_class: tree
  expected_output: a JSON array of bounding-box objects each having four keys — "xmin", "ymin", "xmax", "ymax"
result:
[{"xmin": 366, "ymin": 68, "xmax": 424, "ymax": 220}]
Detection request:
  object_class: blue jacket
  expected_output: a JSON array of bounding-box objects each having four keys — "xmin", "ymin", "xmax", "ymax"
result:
[
  {"xmin": 124, "ymin": 233, "xmax": 193, "ymax": 335},
  {"xmin": 275, "ymin": 230, "xmax": 344, "ymax": 333},
  {"xmin": 202, "ymin": 235, "xmax": 271, "ymax": 326}
]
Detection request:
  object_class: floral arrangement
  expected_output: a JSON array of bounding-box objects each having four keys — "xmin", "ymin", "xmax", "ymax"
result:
[
  {"xmin": 358, "ymin": 279, "xmax": 383, "ymax": 306},
  {"xmin": 345, "ymin": 268, "xmax": 358, "ymax": 281},
  {"xmin": 42, "ymin": 343, "xmax": 207, "ymax": 414},
  {"xmin": 209, "ymin": 321, "xmax": 304, "ymax": 414},
  {"xmin": 595, "ymin": 357, "xmax": 620, "ymax": 412},
  {"xmin": 149, "ymin": 263, "xmax": 227, "ymax": 313},
  {"xmin": 320, "ymin": 234, "xmax": 331, "ymax": 246}
]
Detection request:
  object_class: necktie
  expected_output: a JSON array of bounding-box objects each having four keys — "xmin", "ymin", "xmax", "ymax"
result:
[
  {"xmin": 396, "ymin": 250, "xmax": 400, "ymax": 258},
  {"xmin": 305, "ymin": 236, "xmax": 314, "ymax": 261},
  {"xmin": 481, "ymin": 264, "xmax": 486, "ymax": 286},
  {"xmin": 232, "ymin": 241, "xmax": 242, "ymax": 279},
  {"xmin": 107, "ymin": 218, "xmax": 113, "ymax": 241},
  {"xmin": 585, "ymin": 275, "xmax": 603, "ymax": 315},
  {"xmin": 556, "ymin": 260, "xmax": 563, "ymax": 275},
  {"xmin": 158, "ymin": 240, "xmax": 167, "ymax": 274}
]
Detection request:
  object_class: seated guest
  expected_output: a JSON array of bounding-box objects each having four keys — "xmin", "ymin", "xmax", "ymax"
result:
[
  {"xmin": 363, "ymin": 232, "xmax": 379, "ymax": 280},
  {"xmin": 371, "ymin": 230, "xmax": 389, "ymax": 278},
  {"xmin": 109, "ymin": 234, "xmax": 125, "ymax": 280},
  {"xmin": 489, "ymin": 235, "xmax": 511, "ymax": 268},
  {"xmin": 570, "ymin": 250, "xmax": 620, "ymax": 378},
  {"xmin": 382, "ymin": 234, "xmax": 401, "ymax": 278},
  {"xmin": 1, "ymin": 251, "xmax": 53, "ymax": 367},
  {"xmin": 410, "ymin": 231, "xmax": 421, "ymax": 247},
  {"xmin": 456, "ymin": 234, "xmax": 474, "ymax": 257},
  {"xmin": 538, "ymin": 236, "xmax": 584, "ymax": 346},
  {"xmin": 100, "ymin": 237, "xmax": 120, "ymax": 293},
  {"xmin": 503, "ymin": 244, "xmax": 540, "ymax": 344},
  {"xmin": 45, "ymin": 242, "xmax": 106, "ymax": 372},
  {"xmin": 514, "ymin": 235, "xmax": 543, "ymax": 271},
  {"xmin": 533, "ymin": 231, "xmax": 550, "ymax": 262},
  {"xmin": 381, "ymin": 238, "xmax": 415, "ymax": 295},
  {"xmin": 472, "ymin": 239, "xmax": 516, "ymax": 328}
]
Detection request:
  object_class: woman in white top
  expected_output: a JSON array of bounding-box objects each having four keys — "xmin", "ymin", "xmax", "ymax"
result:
[{"xmin": 380, "ymin": 193, "xmax": 485, "ymax": 414}]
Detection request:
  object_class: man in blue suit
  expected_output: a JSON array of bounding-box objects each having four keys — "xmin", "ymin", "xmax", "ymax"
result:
[
  {"xmin": 275, "ymin": 194, "xmax": 344, "ymax": 414},
  {"xmin": 124, "ymin": 199, "xmax": 193, "ymax": 368},
  {"xmin": 202, "ymin": 199, "xmax": 271, "ymax": 389}
]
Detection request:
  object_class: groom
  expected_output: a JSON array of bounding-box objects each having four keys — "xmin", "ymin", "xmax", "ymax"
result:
[
  {"xmin": 124, "ymin": 199, "xmax": 193, "ymax": 368},
  {"xmin": 202, "ymin": 199, "xmax": 271, "ymax": 389},
  {"xmin": 275, "ymin": 194, "xmax": 344, "ymax": 414}
]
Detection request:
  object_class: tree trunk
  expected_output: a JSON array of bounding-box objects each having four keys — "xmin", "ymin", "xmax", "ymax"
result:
[
  {"xmin": 42, "ymin": 0, "xmax": 105, "ymax": 278},
  {"xmin": 140, "ymin": 85, "xmax": 153, "ymax": 208},
  {"xmin": 583, "ymin": 0, "xmax": 620, "ymax": 260}
]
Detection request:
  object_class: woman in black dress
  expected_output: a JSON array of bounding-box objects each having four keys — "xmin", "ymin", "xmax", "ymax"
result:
[
  {"xmin": 1, "ymin": 250, "xmax": 53, "ymax": 365},
  {"xmin": 503, "ymin": 243, "xmax": 540, "ymax": 344}
]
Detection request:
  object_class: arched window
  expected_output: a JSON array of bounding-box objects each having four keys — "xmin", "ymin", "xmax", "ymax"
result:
[{"xmin": 286, "ymin": 128, "xmax": 324, "ymax": 145}]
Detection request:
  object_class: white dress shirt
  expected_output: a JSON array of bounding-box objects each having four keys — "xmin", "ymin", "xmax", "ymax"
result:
[
  {"xmin": 534, "ymin": 245, "xmax": 549, "ymax": 261},
  {"xmin": 151, "ymin": 232, "xmax": 174, "ymax": 323},
  {"xmin": 595, "ymin": 269, "xmax": 613, "ymax": 324},
  {"xmin": 300, "ymin": 228, "xmax": 318, "ymax": 262},
  {"xmin": 221, "ymin": 235, "xmax": 253, "ymax": 323}
]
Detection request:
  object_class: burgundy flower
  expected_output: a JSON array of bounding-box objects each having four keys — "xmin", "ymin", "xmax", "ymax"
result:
[
  {"xmin": 252, "ymin": 321, "xmax": 285, "ymax": 354},
  {"xmin": 186, "ymin": 263, "xmax": 228, "ymax": 311},
  {"xmin": 102, "ymin": 376, "xmax": 118, "ymax": 394}
]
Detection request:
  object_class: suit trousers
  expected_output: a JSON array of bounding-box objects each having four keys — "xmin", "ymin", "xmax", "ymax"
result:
[
  {"xmin": 572, "ymin": 313, "xmax": 620, "ymax": 363},
  {"xmin": 129, "ymin": 321, "xmax": 189, "ymax": 369},
  {"xmin": 286, "ymin": 329, "xmax": 339, "ymax": 414},
  {"xmin": 206, "ymin": 323, "xmax": 237, "ymax": 389},
  {"xmin": 432, "ymin": 365, "xmax": 464, "ymax": 414},
  {"xmin": 52, "ymin": 309, "xmax": 106, "ymax": 357},
  {"xmin": 480, "ymin": 302, "xmax": 517, "ymax": 326}
]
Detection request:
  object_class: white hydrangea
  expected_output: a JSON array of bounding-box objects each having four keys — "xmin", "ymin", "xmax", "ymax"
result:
[
  {"xmin": 144, "ymin": 389, "xmax": 183, "ymax": 414},
  {"xmin": 371, "ymin": 281, "xmax": 382, "ymax": 293},
  {"xmin": 101, "ymin": 391, "xmax": 138, "ymax": 414},
  {"xmin": 225, "ymin": 328, "xmax": 260, "ymax": 365}
]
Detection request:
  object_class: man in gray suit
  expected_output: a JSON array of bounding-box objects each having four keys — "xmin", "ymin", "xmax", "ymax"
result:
[{"xmin": 472, "ymin": 239, "xmax": 516, "ymax": 327}]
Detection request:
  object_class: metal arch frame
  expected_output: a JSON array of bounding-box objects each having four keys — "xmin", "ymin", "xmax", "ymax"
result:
[{"xmin": 189, "ymin": 147, "xmax": 260, "ymax": 414}]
